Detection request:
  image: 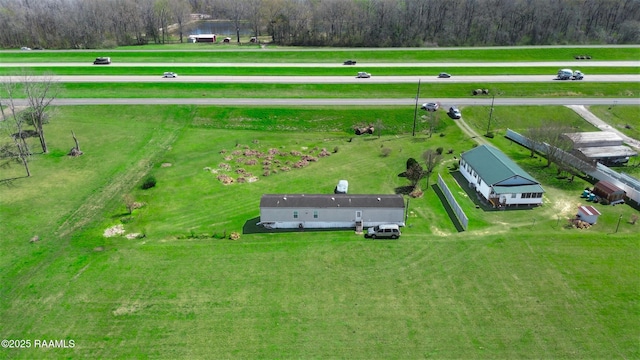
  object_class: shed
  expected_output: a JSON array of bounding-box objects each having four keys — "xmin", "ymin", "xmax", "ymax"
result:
[
  {"xmin": 563, "ymin": 132, "xmax": 624, "ymax": 148},
  {"xmin": 563, "ymin": 131, "xmax": 637, "ymax": 165},
  {"xmin": 575, "ymin": 146, "xmax": 636, "ymax": 165},
  {"xmin": 593, "ymin": 180, "xmax": 626, "ymax": 203},
  {"xmin": 577, "ymin": 205, "xmax": 601, "ymax": 224},
  {"xmin": 258, "ymin": 194, "xmax": 405, "ymax": 230}
]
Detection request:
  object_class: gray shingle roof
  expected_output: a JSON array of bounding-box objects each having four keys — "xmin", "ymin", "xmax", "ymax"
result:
[{"xmin": 260, "ymin": 194, "xmax": 405, "ymax": 209}]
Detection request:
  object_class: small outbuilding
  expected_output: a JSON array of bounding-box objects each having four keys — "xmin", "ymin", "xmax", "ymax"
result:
[
  {"xmin": 562, "ymin": 131, "xmax": 637, "ymax": 165},
  {"xmin": 577, "ymin": 205, "xmax": 601, "ymax": 224},
  {"xmin": 593, "ymin": 180, "xmax": 626, "ymax": 204},
  {"xmin": 188, "ymin": 34, "xmax": 217, "ymax": 43}
]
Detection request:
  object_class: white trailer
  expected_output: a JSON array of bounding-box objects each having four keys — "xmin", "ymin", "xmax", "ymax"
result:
[
  {"xmin": 557, "ymin": 68, "xmax": 573, "ymax": 80},
  {"xmin": 557, "ymin": 68, "xmax": 584, "ymax": 80}
]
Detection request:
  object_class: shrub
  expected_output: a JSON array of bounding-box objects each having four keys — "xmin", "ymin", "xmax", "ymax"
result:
[
  {"xmin": 141, "ymin": 176, "xmax": 156, "ymax": 190},
  {"xmin": 381, "ymin": 147, "xmax": 392, "ymax": 157},
  {"xmin": 436, "ymin": 147, "xmax": 444, "ymax": 155},
  {"xmin": 333, "ymin": 146, "xmax": 339, "ymax": 153},
  {"xmin": 406, "ymin": 158, "xmax": 418, "ymax": 170}
]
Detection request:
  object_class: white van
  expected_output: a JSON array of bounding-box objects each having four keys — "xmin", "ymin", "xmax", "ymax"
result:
[
  {"xmin": 365, "ymin": 224, "xmax": 401, "ymax": 239},
  {"xmin": 334, "ymin": 180, "xmax": 348, "ymax": 194}
]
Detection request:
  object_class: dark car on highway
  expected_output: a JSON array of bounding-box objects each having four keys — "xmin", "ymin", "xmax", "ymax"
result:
[{"xmin": 93, "ymin": 57, "xmax": 111, "ymax": 65}]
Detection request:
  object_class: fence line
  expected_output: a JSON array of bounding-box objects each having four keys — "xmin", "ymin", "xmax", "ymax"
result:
[
  {"xmin": 437, "ymin": 173, "xmax": 469, "ymax": 230},
  {"xmin": 506, "ymin": 128, "xmax": 640, "ymax": 204}
]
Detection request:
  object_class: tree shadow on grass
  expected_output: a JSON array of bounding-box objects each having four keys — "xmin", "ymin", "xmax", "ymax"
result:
[
  {"xmin": 394, "ymin": 185, "xmax": 414, "ymax": 196},
  {"xmin": 0, "ymin": 176, "xmax": 28, "ymax": 187},
  {"xmin": 450, "ymin": 170, "xmax": 495, "ymax": 211},
  {"xmin": 432, "ymin": 183, "xmax": 465, "ymax": 232}
]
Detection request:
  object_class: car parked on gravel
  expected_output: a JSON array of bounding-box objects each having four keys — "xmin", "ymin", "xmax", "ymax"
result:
[
  {"xmin": 162, "ymin": 72, "xmax": 178, "ymax": 78},
  {"xmin": 438, "ymin": 72, "xmax": 451, "ymax": 78},
  {"xmin": 343, "ymin": 60, "xmax": 356, "ymax": 65},
  {"xmin": 448, "ymin": 106, "xmax": 461, "ymax": 119},
  {"xmin": 356, "ymin": 72, "xmax": 371, "ymax": 78}
]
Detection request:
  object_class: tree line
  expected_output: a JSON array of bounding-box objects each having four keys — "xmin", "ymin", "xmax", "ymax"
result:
[{"xmin": 0, "ymin": 0, "xmax": 638, "ymax": 49}]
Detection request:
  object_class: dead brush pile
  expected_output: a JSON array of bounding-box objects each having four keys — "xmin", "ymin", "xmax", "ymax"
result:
[{"xmin": 568, "ymin": 218, "xmax": 592, "ymax": 229}]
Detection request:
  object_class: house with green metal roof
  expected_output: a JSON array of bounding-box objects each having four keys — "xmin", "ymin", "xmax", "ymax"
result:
[{"xmin": 459, "ymin": 145, "xmax": 544, "ymax": 208}]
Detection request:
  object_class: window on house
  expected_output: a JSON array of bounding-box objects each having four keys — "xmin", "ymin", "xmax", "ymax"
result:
[
  {"xmin": 293, "ymin": 211, "xmax": 298, "ymax": 219},
  {"xmin": 313, "ymin": 210, "xmax": 318, "ymax": 219},
  {"xmin": 511, "ymin": 193, "xmax": 516, "ymax": 198}
]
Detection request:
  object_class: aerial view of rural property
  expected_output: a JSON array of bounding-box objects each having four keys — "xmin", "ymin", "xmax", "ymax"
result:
[{"xmin": 1, "ymin": 0, "xmax": 639, "ymax": 358}]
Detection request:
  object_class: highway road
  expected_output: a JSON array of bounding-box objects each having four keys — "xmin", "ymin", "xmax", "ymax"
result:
[
  {"xmin": 5, "ymin": 98, "xmax": 638, "ymax": 107},
  {"xmin": 3, "ymin": 61, "xmax": 639, "ymax": 67},
  {"xmin": 1, "ymin": 59, "xmax": 637, "ymax": 106},
  {"xmin": 3, "ymin": 74, "xmax": 640, "ymax": 84}
]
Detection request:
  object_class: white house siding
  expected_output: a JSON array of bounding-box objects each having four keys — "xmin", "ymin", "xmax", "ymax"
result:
[
  {"xmin": 260, "ymin": 207, "xmax": 404, "ymax": 229},
  {"xmin": 496, "ymin": 192, "xmax": 543, "ymax": 206},
  {"xmin": 258, "ymin": 194, "xmax": 405, "ymax": 229},
  {"xmin": 460, "ymin": 159, "xmax": 492, "ymax": 199}
]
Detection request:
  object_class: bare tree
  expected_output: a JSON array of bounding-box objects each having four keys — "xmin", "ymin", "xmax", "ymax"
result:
[
  {"xmin": 422, "ymin": 149, "xmax": 442, "ymax": 191},
  {"xmin": 0, "ymin": 80, "xmax": 31, "ymax": 177},
  {"xmin": 220, "ymin": 0, "xmax": 248, "ymax": 42},
  {"xmin": 169, "ymin": 0, "xmax": 192, "ymax": 43},
  {"xmin": 525, "ymin": 123, "xmax": 574, "ymax": 168},
  {"xmin": 1, "ymin": 0, "xmax": 640, "ymax": 48},
  {"xmin": 374, "ymin": 119, "xmax": 385, "ymax": 139},
  {"xmin": 21, "ymin": 71, "xmax": 58, "ymax": 154}
]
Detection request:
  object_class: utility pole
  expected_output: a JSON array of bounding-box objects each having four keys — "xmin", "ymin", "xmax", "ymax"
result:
[
  {"xmin": 486, "ymin": 93, "xmax": 495, "ymax": 136},
  {"xmin": 412, "ymin": 79, "xmax": 421, "ymax": 137}
]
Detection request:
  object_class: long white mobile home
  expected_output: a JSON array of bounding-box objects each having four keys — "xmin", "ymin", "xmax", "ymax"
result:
[{"xmin": 258, "ymin": 194, "xmax": 405, "ymax": 230}]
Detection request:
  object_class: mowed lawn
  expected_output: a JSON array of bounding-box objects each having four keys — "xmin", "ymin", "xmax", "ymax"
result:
[{"xmin": 1, "ymin": 106, "xmax": 638, "ymax": 359}]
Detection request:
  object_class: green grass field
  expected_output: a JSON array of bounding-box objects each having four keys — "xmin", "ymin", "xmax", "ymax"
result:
[
  {"xmin": 1, "ymin": 46, "xmax": 639, "ymax": 359},
  {"xmin": 1, "ymin": 46, "xmax": 639, "ymax": 62},
  {"xmin": 1, "ymin": 104, "xmax": 638, "ymax": 359},
  {"xmin": 2, "ymin": 82, "xmax": 638, "ymax": 100},
  {"xmin": 1, "ymin": 66, "xmax": 638, "ymax": 76}
]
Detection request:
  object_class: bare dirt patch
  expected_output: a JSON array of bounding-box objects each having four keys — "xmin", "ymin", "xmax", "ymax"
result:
[{"xmin": 104, "ymin": 224, "xmax": 125, "ymax": 237}]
